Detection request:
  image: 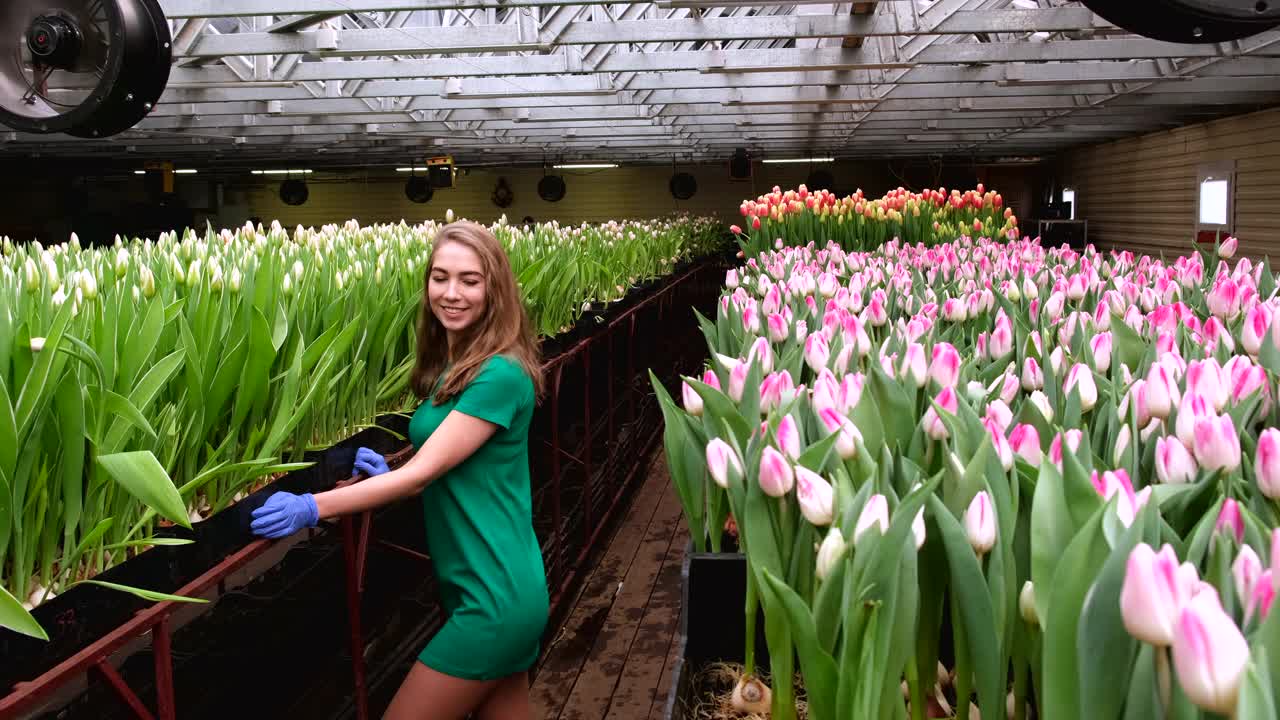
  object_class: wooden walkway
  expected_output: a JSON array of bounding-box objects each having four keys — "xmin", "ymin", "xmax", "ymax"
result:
[{"xmin": 530, "ymin": 452, "xmax": 689, "ymax": 720}]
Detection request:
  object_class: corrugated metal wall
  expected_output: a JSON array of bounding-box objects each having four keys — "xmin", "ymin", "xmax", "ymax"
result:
[
  {"xmin": 1060, "ymin": 106, "xmax": 1280, "ymax": 260},
  {"xmin": 232, "ymin": 161, "xmax": 896, "ymax": 229}
]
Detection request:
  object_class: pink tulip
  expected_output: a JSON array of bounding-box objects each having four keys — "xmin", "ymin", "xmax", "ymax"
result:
[
  {"xmin": 682, "ymin": 380, "xmax": 703, "ymax": 416},
  {"xmin": 942, "ymin": 297, "xmax": 967, "ymax": 322},
  {"xmin": 776, "ymin": 415, "xmax": 802, "ymax": 461},
  {"xmin": 1065, "ymin": 363, "xmax": 1098, "ymax": 412},
  {"xmin": 1029, "ymin": 390, "xmax": 1054, "ymax": 422},
  {"xmin": 929, "ymin": 342, "xmax": 962, "ymax": 388},
  {"xmin": 1172, "ymin": 589, "xmax": 1249, "ymax": 716},
  {"xmin": 1219, "ymin": 236, "xmax": 1238, "ymax": 259},
  {"xmin": 982, "ymin": 417, "xmax": 1014, "ymax": 471},
  {"xmin": 795, "ymin": 319, "xmax": 808, "ymax": 343},
  {"xmin": 989, "ymin": 310, "xmax": 1014, "ymax": 359},
  {"xmin": 1091, "ymin": 469, "xmax": 1141, "ymax": 527},
  {"xmin": 1233, "ymin": 545, "xmax": 1262, "ymax": 611},
  {"xmin": 804, "ymin": 333, "xmax": 831, "ymax": 374},
  {"xmin": 900, "ymin": 343, "xmax": 927, "ymax": 387},
  {"xmin": 842, "ymin": 315, "xmax": 872, "ymax": 357},
  {"xmin": 767, "ymin": 312, "xmax": 789, "ymax": 343},
  {"xmin": 1009, "ymin": 424, "xmax": 1042, "ymax": 465},
  {"xmin": 1045, "ymin": 291, "xmax": 1065, "ymax": 322},
  {"xmin": 1185, "ymin": 359, "xmax": 1228, "ymax": 413},
  {"xmin": 1249, "ymin": 570, "xmax": 1275, "ymax": 625},
  {"xmin": 1176, "ymin": 393, "xmax": 1214, "ymax": 449},
  {"xmin": 794, "ymin": 467, "xmax": 835, "ymax": 529},
  {"xmin": 759, "ymin": 446, "xmax": 794, "ymax": 498},
  {"xmin": 1206, "ymin": 276, "xmax": 1242, "ymax": 320},
  {"xmin": 1257, "ymin": 428, "xmax": 1280, "ymax": 499},
  {"xmin": 1021, "ymin": 357, "xmax": 1044, "ymax": 391},
  {"xmin": 1217, "ymin": 499, "xmax": 1245, "ymax": 544},
  {"xmin": 1194, "ymin": 414, "xmax": 1242, "ymax": 473},
  {"xmin": 728, "ymin": 359, "xmax": 749, "ymax": 402},
  {"xmin": 706, "ymin": 438, "xmax": 744, "ymax": 489},
  {"xmin": 742, "ymin": 304, "xmax": 762, "ymax": 334},
  {"xmin": 1090, "ymin": 332, "xmax": 1113, "ymax": 373},
  {"xmin": 985, "ymin": 399, "xmax": 1013, "ymax": 432},
  {"xmin": 725, "ymin": 268, "xmax": 740, "ymax": 288},
  {"xmin": 839, "ymin": 373, "xmax": 865, "ymax": 413},
  {"xmin": 964, "ymin": 491, "xmax": 997, "ymax": 556},
  {"xmin": 702, "ymin": 369, "xmax": 721, "ymax": 391},
  {"xmin": 748, "ymin": 337, "xmax": 774, "ymax": 375},
  {"xmin": 1145, "ymin": 362, "xmax": 1181, "ymax": 420},
  {"xmin": 811, "ymin": 370, "xmax": 840, "ymax": 416},
  {"xmin": 1155, "ymin": 435, "xmax": 1197, "ymax": 485},
  {"xmin": 922, "ymin": 387, "xmax": 959, "ymax": 440},
  {"xmin": 1242, "ymin": 304, "xmax": 1272, "ymax": 356},
  {"xmin": 817, "ymin": 407, "xmax": 861, "ymax": 460},
  {"xmin": 1230, "ymin": 363, "xmax": 1268, "ymax": 406},
  {"xmin": 854, "ymin": 494, "xmax": 889, "ymax": 544},
  {"xmin": 833, "ymin": 344, "xmax": 856, "ymax": 376},
  {"xmin": 866, "ymin": 295, "xmax": 888, "ymax": 326},
  {"xmin": 1121, "ymin": 543, "xmax": 1199, "ymax": 646}
]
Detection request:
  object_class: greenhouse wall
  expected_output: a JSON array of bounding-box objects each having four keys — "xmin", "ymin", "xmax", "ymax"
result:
[
  {"xmin": 1060, "ymin": 106, "xmax": 1280, "ymax": 260},
  {"xmin": 0, "ymin": 158, "xmax": 1041, "ymax": 247}
]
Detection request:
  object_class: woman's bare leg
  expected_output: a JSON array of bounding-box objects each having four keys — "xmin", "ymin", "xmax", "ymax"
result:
[
  {"xmin": 474, "ymin": 671, "xmax": 533, "ymax": 720},
  {"xmin": 382, "ymin": 661, "xmax": 500, "ymax": 720}
]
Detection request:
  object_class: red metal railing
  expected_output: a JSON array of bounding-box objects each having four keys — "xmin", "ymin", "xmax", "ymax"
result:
[{"xmin": 0, "ymin": 254, "xmax": 727, "ymax": 720}]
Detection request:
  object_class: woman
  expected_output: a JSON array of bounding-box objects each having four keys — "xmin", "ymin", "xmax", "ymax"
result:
[{"xmin": 249, "ymin": 221, "xmax": 548, "ymax": 720}]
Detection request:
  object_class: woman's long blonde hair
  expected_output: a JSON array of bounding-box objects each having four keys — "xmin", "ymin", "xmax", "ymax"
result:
[{"xmin": 410, "ymin": 221, "xmax": 544, "ymax": 404}]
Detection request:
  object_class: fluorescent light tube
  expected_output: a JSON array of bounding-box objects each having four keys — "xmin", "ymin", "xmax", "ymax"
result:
[
  {"xmin": 175, "ymin": 169, "xmax": 198, "ymax": 174},
  {"xmin": 553, "ymin": 163, "xmax": 619, "ymax": 169},
  {"xmin": 761, "ymin": 157, "xmax": 834, "ymax": 164},
  {"xmin": 251, "ymin": 169, "xmax": 313, "ymax": 175},
  {"xmin": 134, "ymin": 170, "xmax": 146, "ymax": 175}
]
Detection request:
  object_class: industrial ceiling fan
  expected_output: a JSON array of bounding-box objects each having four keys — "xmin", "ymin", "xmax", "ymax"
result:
[
  {"xmin": 0, "ymin": 0, "xmax": 171, "ymax": 138},
  {"xmin": 1078, "ymin": 0, "xmax": 1279, "ymax": 44}
]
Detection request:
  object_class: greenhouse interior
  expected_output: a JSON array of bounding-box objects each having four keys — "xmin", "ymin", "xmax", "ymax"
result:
[{"xmin": 3, "ymin": 0, "xmax": 1280, "ymax": 718}]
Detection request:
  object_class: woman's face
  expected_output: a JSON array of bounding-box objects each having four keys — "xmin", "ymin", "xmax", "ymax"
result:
[{"xmin": 428, "ymin": 241, "xmax": 487, "ymax": 336}]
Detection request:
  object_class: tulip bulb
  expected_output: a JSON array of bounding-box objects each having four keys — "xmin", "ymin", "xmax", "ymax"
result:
[{"xmin": 731, "ymin": 676, "xmax": 773, "ymax": 715}]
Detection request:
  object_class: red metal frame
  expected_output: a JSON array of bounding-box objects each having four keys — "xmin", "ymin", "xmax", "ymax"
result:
[{"xmin": 0, "ymin": 257, "xmax": 725, "ymax": 720}]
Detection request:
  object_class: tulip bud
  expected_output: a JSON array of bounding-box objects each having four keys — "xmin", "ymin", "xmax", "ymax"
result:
[
  {"xmin": 816, "ymin": 527, "xmax": 847, "ymax": 582},
  {"xmin": 1029, "ymin": 390, "xmax": 1054, "ymax": 423},
  {"xmin": 767, "ymin": 313, "xmax": 789, "ymax": 343},
  {"xmin": 1186, "ymin": 359, "xmax": 1228, "ymax": 413},
  {"xmin": 706, "ymin": 439, "xmax": 744, "ymax": 490},
  {"xmin": 1021, "ymin": 357, "xmax": 1044, "ymax": 391},
  {"xmin": 964, "ymin": 491, "xmax": 997, "ymax": 557},
  {"xmin": 854, "ymin": 494, "xmax": 889, "ymax": 544},
  {"xmin": 804, "ymin": 333, "xmax": 831, "ymax": 374},
  {"xmin": 1193, "ymin": 414, "xmax": 1242, "ymax": 474},
  {"xmin": 900, "ymin": 343, "xmax": 927, "ymax": 387},
  {"xmin": 1218, "ymin": 236, "xmax": 1238, "ymax": 259},
  {"xmin": 682, "ymin": 380, "xmax": 703, "ymax": 416},
  {"xmin": 1172, "ymin": 589, "xmax": 1249, "ymax": 716},
  {"xmin": 1176, "ymin": 393, "xmax": 1214, "ymax": 449},
  {"xmin": 921, "ymin": 387, "xmax": 959, "ymax": 440},
  {"xmin": 1216, "ymin": 499, "xmax": 1245, "ymax": 545},
  {"xmin": 1090, "ymin": 332, "xmax": 1113, "ymax": 373},
  {"xmin": 1065, "ymin": 363, "xmax": 1098, "ymax": 412},
  {"xmin": 1256, "ymin": 428, "xmax": 1280, "ymax": 498},
  {"xmin": 912, "ymin": 508, "xmax": 926, "ymax": 550},
  {"xmin": 1113, "ymin": 425, "xmax": 1132, "ymax": 467},
  {"xmin": 759, "ymin": 446, "xmax": 794, "ymax": 497},
  {"xmin": 929, "ymin": 342, "xmax": 961, "ymax": 388},
  {"xmin": 728, "ymin": 360, "xmax": 748, "ymax": 403},
  {"xmin": 78, "ymin": 269, "xmax": 97, "ymax": 300},
  {"xmin": 1243, "ymin": 304, "xmax": 1271, "ymax": 356},
  {"xmin": 29, "ymin": 337, "xmax": 46, "ymax": 353},
  {"xmin": 817, "ymin": 407, "xmax": 861, "ymax": 460},
  {"xmin": 776, "ymin": 415, "xmax": 802, "ymax": 461},
  {"xmin": 1155, "ymin": 435, "xmax": 1197, "ymax": 485},
  {"xmin": 1233, "ymin": 545, "xmax": 1262, "ymax": 612},
  {"xmin": 1121, "ymin": 543, "xmax": 1199, "ymax": 646},
  {"xmin": 748, "ymin": 337, "xmax": 774, "ymax": 375},
  {"xmin": 989, "ymin": 311, "xmax": 1013, "ymax": 359},
  {"xmin": 1019, "ymin": 581, "xmax": 1039, "ymax": 627},
  {"xmin": 1009, "ymin": 424, "xmax": 1042, "ymax": 465},
  {"xmin": 795, "ymin": 466, "xmax": 835, "ymax": 526}
]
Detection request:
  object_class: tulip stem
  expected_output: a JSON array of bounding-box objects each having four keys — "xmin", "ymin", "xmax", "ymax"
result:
[
  {"xmin": 1012, "ymin": 625, "xmax": 1028, "ymax": 720},
  {"xmin": 1155, "ymin": 645, "xmax": 1172, "ymax": 712},
  {"xmin": 906, "ymin": 654, "xmax": 927, "ymax": 720},
  {"xmin": 952, "ymin": 595, "xmax": 973, "ymax": 720},
  {"xmin": 744, "ymin": 567, "xmax": 758, "ymax": 678}
]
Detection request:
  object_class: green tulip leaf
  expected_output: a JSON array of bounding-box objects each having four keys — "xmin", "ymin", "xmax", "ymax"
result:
[{"xmin": 95, "ymin": 451, "xmax": 191, "ymax": 529}]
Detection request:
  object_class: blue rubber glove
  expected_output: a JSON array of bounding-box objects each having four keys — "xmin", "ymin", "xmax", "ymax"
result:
[
  {"xmin": 249, "ymin": 491, "xmax": 319, "ymax": 539},
  {"xmin": 353, "ymin": 447, "xmax": 389, "ymax": 478}
]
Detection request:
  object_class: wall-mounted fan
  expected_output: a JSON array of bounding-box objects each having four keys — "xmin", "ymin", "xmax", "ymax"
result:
[
  {"xmin": 0, "ymin": 0, "xmax": 172, "ymax": 137},
  {"xmin": 1079, "ymin": 0, "xmax": 1278, "ymax": 43},
  {"xmin": 669, "ymin": 172, "xmax": 697, "ymax": 200},
  {"xmin": 491, "ymin": 177, "xmax": 513, "ymax": 208},
  {"xmin": 280, "ymin": 178, "xmax": 309, "ymax": 206},
  {"xmin": 405, "ymin": 175, "xmax": 433, "ymax": 203},
  {"xmin": 538, "ymin": 174, "xmax": 566, "ymax": 203}
]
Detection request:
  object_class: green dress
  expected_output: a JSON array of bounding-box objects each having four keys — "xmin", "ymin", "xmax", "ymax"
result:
[{"xmin": 407, "ymin": 354, "xmax": 548, "ymax": 680}]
